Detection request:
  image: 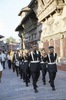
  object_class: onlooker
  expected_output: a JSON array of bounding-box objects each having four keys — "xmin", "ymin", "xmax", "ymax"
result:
[
  {"xmin": 7, "ymin": 52, "xmax": 11, "ymax": 69},
  {"xmin": 0, "ymin": 51, "xmax": 3, "ymax": 83},
  {"xmin": 1, "ymin": 51, "xmax": 6, "ymax": 69}
]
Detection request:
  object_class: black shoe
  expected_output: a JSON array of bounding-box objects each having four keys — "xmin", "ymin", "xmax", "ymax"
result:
[
  {"xmin": 43, "ymin": 82, "xmax": 46, "ymax": 85},
  {"xmin": 34, "ymin": 89, "xmax": 38, "ymax": 93},
  {"xmin": 23, "ymin": 80, "xmax": 25, "ymax": 82},
  {"xmin": 36, "ymin": 85, "xmax": 38, "ymax": 88},
  {"xmin": 0, "ymin": 79, "xmax": 1, "ymax": 83},
  {"xmin": 49, "ymin": 80, "xmax": 51, "ymax": 83},
  {"xmin": 52, "ymin": 87, "xmax": 55, "ymax": 91},
  {"xmin": 20, "ymin": 77, "xmax": 22, "ymax": 79},
  {"xmin": 26, "ymin": 84, "xmax": 28, "ymax": 87},
  {"xmin": 28, "ymin": 80, "xmax": 30, "ymax": 83},
  {"xmin": 13, "ymin": 70, "xmax": 14, "ymax": 72},
  {"xmin": 17, "ymin": 74, "xmax": 19, "ymax": 76}
]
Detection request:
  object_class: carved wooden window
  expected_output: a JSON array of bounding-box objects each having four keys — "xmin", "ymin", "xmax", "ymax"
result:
[
  {"xmin": 41, "ymin": 0, "xmax": 45, "ymax": 5},
  {"xmin": 33, "ymin": 34, "xmax": 36, "ymax": 39},
  {"xmin": 29, "ymin": 35, "xmax": 32, "ymax": 41},
  {"xmin": 62, "ymin": 0, "xmax": 65, "ymax": 3},
  {"xmin": 34, "ymin": 33, "xmax": 37, "ymax": 39},
  {"xmin": 39, "ymin": 30, "xmax": 42, "ymax": 38},
  {"xmin": 57, "ymin": 0, "xmax": 65, "ymax": 4},
  {"xmin": 32, "ymin": 34, "xmax": 33, "ymax": 40},
  {"xmin": 29, "ymin": 36, "xmax": 30, "ymax": 41}
]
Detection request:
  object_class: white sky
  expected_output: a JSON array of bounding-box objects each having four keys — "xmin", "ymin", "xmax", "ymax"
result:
[{"xmin": 0, "ymin": 0, "xmax": 31, "ymax": 40}]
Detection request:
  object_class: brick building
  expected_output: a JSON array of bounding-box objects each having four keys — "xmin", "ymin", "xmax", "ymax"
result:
[{"xmin": 15, "ymin": 0, "xmax": 66, "ymax": 60}]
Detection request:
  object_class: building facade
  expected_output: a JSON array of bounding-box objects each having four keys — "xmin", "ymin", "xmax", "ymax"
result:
[
  {"xmin": 36, "ymin": 0, "xmax": 66, "ymax": 59},
  {"xmin": 15, "ymin": 0, "xmax": 66, "ymax": 59}
]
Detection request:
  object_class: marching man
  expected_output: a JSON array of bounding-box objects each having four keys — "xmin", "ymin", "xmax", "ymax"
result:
[
  {"xmin": 48, "ymin": 46, "xmax": 57, "ymax": 91},
  {"xmin": 29, "ymin": 45, "xmax": 41, "ymax": 93}
]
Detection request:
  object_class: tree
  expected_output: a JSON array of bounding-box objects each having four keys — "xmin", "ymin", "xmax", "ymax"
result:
[{"xmin": 5, "ymin": 37, "xmax": 16, "ymax": 43}]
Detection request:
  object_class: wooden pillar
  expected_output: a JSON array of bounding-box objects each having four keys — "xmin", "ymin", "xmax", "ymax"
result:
[{"xmin": 60, "ymin": 34, "xmax": 64, "ymax": 58}]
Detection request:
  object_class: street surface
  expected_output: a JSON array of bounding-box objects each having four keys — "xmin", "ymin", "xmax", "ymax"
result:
[{"xmin": 0, "ymin": 62, "xmax": 66, "ymax": 100}]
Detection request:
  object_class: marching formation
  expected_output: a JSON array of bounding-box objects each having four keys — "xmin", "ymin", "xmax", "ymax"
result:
[
  {"xmin": 12, "ymin": 45, "xmax": 57, "ymax": 93},
  {"xmin": 0, "ymin": 45, "xmax": 57, "ymax": 93}
]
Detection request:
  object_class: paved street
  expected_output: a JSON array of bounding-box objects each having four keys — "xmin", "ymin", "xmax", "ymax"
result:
[{"xmin": 0, "ymin": 64, "xmax": 66, "ymax": 100}]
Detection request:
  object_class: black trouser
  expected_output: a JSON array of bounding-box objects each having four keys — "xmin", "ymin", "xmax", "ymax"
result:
[
  {"xmin": 49, "ymin": 72, "xmax": 56, "ymax": 88},
  {"xmin": 8, "ymin": 60, "xmax": 11, "ymax": 69},
  {"xmin": 42, "ymin": 69, "xmax": 47, "ymax": 83},
  {"xmin": 22, "ymin": 67, "xmax": 29, "ymax": 85},
  {"xmin": 30, "ymin": 62, "xmax": 40, "ymax": 90},
  {"xmin": 31, "ymin": 71, "xmax": 40, "ymax": 90},
  {"xmin": 23, "ymin": 67, "xmax": 31, "ymax": 85},
  {"xmin": 15, "ymin": 66, "xmax": 19, "ymax": 76},
  {"xmin": 2, "ymin": 61, "xmax": 5, "ymax": 69},
  {"xmin": 12, "ymin": 63, "xmax": 15, "ymax": 72},
  {"xmin": 25, "ymin": 71, "xmax": 29, "ymax": 85},
  {"xmin": 41, "ymin": 63, "xmax": 47, "ymax": 83},
  {"xmin": 27, "ymin": 67, "xmax": 31, "ymax": 81},
  {"xmin": 20, "ymin": 68, "xmax": 23, "ymax": 78}
]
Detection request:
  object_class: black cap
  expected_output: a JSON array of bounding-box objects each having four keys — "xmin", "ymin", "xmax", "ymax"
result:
[{"xmin": 48, "ymin": 46, "xmax": 54, "ymax": 50}]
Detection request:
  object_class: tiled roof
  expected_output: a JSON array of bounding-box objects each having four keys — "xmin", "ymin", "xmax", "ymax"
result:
[{"xmin": 0, "ymin": 35, "xmax": 4, "ymax": 39}]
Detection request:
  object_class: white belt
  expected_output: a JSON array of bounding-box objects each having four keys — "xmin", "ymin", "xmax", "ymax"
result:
[
  {"xmin": 24, "ymin": 61, "xmax": 28, "ymax": 62},
  {"xmin": 40, "ymin": 62, "xmax": 45, "ymax": 64},
  {"xmin": 30, "ymin": 61, "xmax": 39, "ymax": 63},
  {"xmin": 48, "ymin": 62, "xmax": 56, "ymax": 65}
]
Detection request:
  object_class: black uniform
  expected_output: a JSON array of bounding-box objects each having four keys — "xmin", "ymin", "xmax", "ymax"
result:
[
  {"xmin": 29, "ymin": 50, "xmax": 41, "ymax": 93},
  {"xmin": 15, "ymin": 53, "xmax": 20, "ymax": 76},
  {"xmin": 19, "ymin": 56, "xmax": 24, "ymax": 79},
  {"xmin": 40, "ymin": 55, "xmax": 49, "ymax": 85},
  {"xmin": 22, "ymin": 55, "xmax": 30, "ymax": 86},
  {"xmin": 12, "ymin": 53, "xmax": 16, "ymax": 72},
  {"xmin": 48, "ymin": 52, "xmax": 57, "ymax": 90}
]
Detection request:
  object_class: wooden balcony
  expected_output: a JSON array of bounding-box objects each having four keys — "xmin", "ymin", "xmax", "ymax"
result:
[{"xmin": 25, "ymin": 22, "xmax": 37, "ymax": 33}]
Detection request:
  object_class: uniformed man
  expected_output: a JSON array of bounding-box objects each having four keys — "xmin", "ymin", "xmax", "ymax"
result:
[
  {"xmin": 48, "ymin": 46, "xmax": 57, "ymax": 91},
  {"xmin": 12, "ymin": 52, "xmax": 16, "ymax": 72},
  {"xmin": 40, "ymin": 48, "xmax": 49, "ymax": 85},
  {"xmin": 19, "ymin": 51, "xmax": 24, "ymax": 79},
  {"xmin": 22, "ymin": 50, "xmax": 29, "ymax": 87},
  {"xmin": 29, "ymin": 45, "xmax": 41, "ymax": 93},
  {"xmin": 14, "ymin": 50, "xmax": 20, "ymax": 76}
]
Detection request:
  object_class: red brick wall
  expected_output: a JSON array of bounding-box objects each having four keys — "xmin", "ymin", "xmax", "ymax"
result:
[
  {"xmin": 55, "ymin": 39, "xmax": 60, "ymax": 57},
  {"xmin": 50, "ymin": 39, "xmax": 54, "ymax": 46},
  {"xmin": 43, "ymin": 37, "xmax": 66, "ymax": 58},
  {"xmin": 43, "ymin": 40, "xmax": 49, "ymax": 53},
  {"xmin": 64, "ymin": 37, "xmax": 66, "ymax": 57},
  {"xmin": 58, "ymin": 64, "xmax": 66, "ymax": 71}
]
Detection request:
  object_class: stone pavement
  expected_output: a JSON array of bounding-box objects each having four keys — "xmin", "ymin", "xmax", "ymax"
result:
[{"xmin": 0, "ymin": 65, "xmax": 66, "ymax": 100}]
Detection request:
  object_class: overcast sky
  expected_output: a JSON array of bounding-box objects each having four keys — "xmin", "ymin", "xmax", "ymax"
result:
[{"xmin": 0, "ymin": 0, "xmax": 31, "ymax": 40}]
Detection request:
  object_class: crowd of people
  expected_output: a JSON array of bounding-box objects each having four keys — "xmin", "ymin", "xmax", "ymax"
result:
[{"xmin": 0, "ymin": 45, "xmax": 58, "ymax": 93}]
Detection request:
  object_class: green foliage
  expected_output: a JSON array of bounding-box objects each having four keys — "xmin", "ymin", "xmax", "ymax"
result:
[{"xmin": 5, "ymin": 37, "xmax": 16, "ymax": 43}]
